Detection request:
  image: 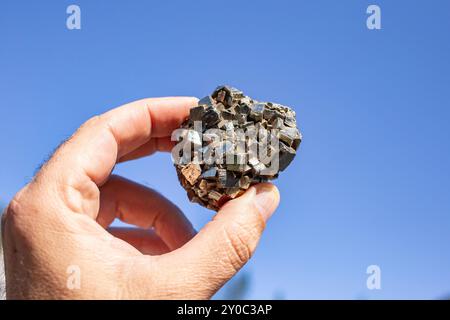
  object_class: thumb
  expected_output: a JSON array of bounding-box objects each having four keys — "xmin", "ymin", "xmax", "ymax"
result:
[{"xmin": 159, "ymin": 183, "xmax": 280, "ymax": 298}]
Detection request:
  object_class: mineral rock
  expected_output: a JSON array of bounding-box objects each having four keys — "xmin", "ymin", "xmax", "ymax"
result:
[{"xmin": 173, "ymin": 85, "xmax": 302, "ymax": 211}]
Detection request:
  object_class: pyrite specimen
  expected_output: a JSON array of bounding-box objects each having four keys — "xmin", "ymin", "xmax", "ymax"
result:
[{"xmin": 173, "ymin": 85, "xmax": 302, "ymax": 211}]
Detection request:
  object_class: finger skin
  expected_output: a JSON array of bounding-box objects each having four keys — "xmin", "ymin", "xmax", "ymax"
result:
[
  {"xmin": 118, "ymin": 136, "xmax": 176, "ymax": 162},
  {"xmin": 99, "ymin": 175, "xmax": 196, "ymax": 250},
  {"xmin": 33, "ymin": 97, "xmax": 197, "ymax": 220},
  {"xmin": 135, "ymin": 183, "xmax": 280, "ymax": 298},
  {"xmin": 53, "ymin": 97, "xmax": 198, "ymax": 186},
  {"xmin": 2, "ymin": 95, "xmax": 282, "ymax": 300},
  {"xmin": 108, "ymin": 227, "xmax": 170, "ymax": 255},
  {"xmin": 37, "ymin": 96, "xmax": 197, "ymax": 189}
]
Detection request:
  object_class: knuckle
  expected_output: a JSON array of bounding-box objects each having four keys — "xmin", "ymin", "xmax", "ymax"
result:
[
  {"xmin": 83, "ymin": 114, "xmax": 102, "ymax": 128},
  {"xmin": 3, "ymin": 194, "xmax": 28, "ymax": 231},
  {"xmin": 75, "ymin": 114, "xmax": 104, "ymax": 137},
  {"xmin": 68, "ymin": 115, "xmax": 102, "ymax": 142},
  {"xmin": 6, "ymin": 186, "xmax": 29, "ymax": 217}
]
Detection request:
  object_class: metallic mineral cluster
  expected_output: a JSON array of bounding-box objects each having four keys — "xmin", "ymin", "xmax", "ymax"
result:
[{"xmin": 173, "ymin": 85, "xmax": 302, "ymax": 211}]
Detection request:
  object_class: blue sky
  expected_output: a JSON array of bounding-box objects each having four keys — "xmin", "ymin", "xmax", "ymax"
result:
[{"xmin": 1, "ymin": 0, "xmax": 450, "ymax": 299}]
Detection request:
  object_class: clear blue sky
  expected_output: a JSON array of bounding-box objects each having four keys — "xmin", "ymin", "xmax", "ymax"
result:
[{"xmin": 1, "ymin": 0, "xmax": 450, "ymax": 299}]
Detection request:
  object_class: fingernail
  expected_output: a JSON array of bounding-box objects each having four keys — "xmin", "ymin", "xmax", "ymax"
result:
[{"xmin": 253, "ymin": 184, "xmax": 280, "ymax": 221}]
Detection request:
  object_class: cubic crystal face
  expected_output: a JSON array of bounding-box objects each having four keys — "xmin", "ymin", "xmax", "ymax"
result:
[{"xmin": 172, "ymin": 85, "xmax": 302, "ymax": 211}]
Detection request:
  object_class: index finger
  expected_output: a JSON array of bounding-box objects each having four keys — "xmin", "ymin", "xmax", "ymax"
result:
[{"xmin": 44, "ymin": 97, "xmax": 197, "ymax": 186}]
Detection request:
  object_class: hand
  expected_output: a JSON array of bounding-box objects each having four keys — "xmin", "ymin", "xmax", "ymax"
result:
[{"xmin": 1, "ymin": 97, "xmax": 280, "ymax": 299}]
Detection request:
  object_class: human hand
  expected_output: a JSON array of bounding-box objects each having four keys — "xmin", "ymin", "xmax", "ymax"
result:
[{"xmin": 2, "ymin": 97, "xmax": 280, "ymax": 299}]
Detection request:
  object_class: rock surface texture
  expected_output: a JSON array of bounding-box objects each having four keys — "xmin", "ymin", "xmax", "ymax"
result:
[{"xmin": 173, "ymin": 86, "xmax": 302, "ymax": 210}]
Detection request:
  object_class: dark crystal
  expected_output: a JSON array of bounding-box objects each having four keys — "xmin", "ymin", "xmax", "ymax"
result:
[{"xmin": 174, "ymin": 85, "xmax": 302, "ymax": 211}]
